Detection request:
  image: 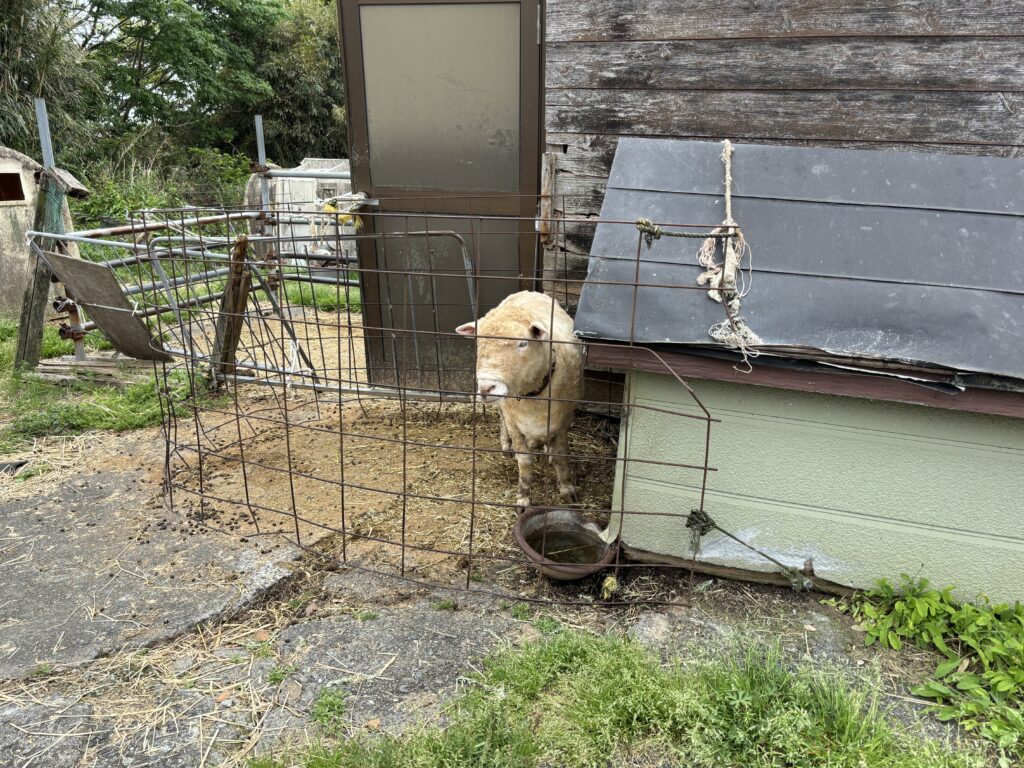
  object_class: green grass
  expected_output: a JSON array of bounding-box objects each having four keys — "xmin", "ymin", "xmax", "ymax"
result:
[
  {"xmin": 26, "ymin": 662, "xmax": 54, "ymax": 678},
  {"xmin": 0, "ymin": 318, "xmax": 112, "ymax": 372},
  {"xmin": 253, "ymin": 632, "xmax": 988, "ymax": 768},
  {"xmin": 0, "ymin": 376, "xmax": 171, "ymax": 453},
  {"xmin": 311, "ymin": 688, "xmax": 347, "ymax": 732},
  {"xmin": 431, "ymin": 599, "xmax": 456, "ymax": 612},
  {"xmin": 0, "ymin": 316, "xmax": 190, "ymax": 455},
  {"xmin": 283, "ymin": 281, "xmax": 361, "ymax": 314},
  {"xmin": 246, "ymin": 640, "xmax": 276, "ymax": 659},
  {"xmin": 268, "ymin": 663, "xmax": 297, "ymax": 685}
]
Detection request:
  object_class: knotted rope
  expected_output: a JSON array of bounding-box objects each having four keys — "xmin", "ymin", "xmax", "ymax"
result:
[
  {"xmin": 636, "ymin": 140, "xmax": 759, "ymax": 369},
  {"xmin": 687, "ymin": 508, "xmax": 813, "ymax": 591}
]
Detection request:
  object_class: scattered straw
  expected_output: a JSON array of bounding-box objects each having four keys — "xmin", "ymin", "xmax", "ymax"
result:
[{"xmin": 0, "ymin": 434, "xmax": 100, "ymax": 504}]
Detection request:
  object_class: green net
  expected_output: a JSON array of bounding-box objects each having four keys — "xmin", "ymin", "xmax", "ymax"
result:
[{"xmin": 42, "ymin": 175, "xmax": 67, "ymax": 242}]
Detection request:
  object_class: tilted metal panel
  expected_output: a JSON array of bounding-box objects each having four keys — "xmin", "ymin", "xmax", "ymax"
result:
[{"xmin": 43, "ymin": 252, "xmax": 170, "ymax": 361}]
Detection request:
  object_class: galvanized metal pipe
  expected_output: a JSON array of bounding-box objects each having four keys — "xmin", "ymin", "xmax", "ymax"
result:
[
  {"xmin": 255, "ymin": 115, "xmax": 271, "ymax": 213},
  {"xmin": 263, "ymin": 169, "xmax": 352, "ymax": 180},
  {"xmin": 124, "ymin": 267, "xmax": 233, "ymax": 297},
  {"xmin": 34, "ymin": 98, "xmax": 54, "ymax": 169},
  {"xmin": 79, "ymin": 288, "xmax": 227, "ymax": 332},
  {"xmin": 280, "ymin": 273, "xmax": 359, "ymax": 288},
  {"xmin": 64, "ymin": 211, "xmax": 259, "ymax": 240}
]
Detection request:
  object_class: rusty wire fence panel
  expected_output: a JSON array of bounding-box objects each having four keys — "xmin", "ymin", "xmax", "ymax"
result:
[{"xmin": 34, "ymin": 198, "xmax": 733, "ymax": 605}]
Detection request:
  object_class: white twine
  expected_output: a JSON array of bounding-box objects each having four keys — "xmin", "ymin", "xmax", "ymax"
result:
[{"xmin": 695, "ymin": 140, "xmax": 760, "ymax": 367}]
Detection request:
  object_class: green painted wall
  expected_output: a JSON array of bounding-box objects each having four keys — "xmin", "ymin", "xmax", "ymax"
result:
[{"xmin": 614, "ymin": 372, "xmax": 1024, "ymax": 603}]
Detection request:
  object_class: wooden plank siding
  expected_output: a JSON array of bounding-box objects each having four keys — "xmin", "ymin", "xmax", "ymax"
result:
[
  {"xmin": 548, "ymin": 38, "xmax": 1024, "ymax": 91},
  {"xmin": 541, "ymin": 1, "xmax": 1024, "ymax": 306},
  {"xmin": 546, "ymin": 1, "xmax": 1024, "ymax": 42}
]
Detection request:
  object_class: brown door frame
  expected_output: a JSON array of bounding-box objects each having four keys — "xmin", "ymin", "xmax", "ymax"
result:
[
  {"xmin": 337, "ymin": 0, "xmax": 542, "ymax": 225},
  {"xmin": 337, "ymin": 0, "xmax": 544, "ymax": 390}
]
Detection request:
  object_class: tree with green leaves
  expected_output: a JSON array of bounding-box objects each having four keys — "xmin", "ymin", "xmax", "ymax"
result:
[
  {"xmin": 79, "ymin": 0, "xmax": 283, "ymax": 141},
  {"xmin": 2, "ymin": 0, "xmax": 347, "ymax": 203},
  {"xmin": 0, "ymin": 0, "xmax": 100, "ymax": 159},
  {"xmin": 216, "ymin": 0, "xmax": 348, "ymax": 165}
]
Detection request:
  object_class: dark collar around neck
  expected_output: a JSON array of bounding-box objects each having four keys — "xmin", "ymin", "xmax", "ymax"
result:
[{"xmin": 521, "ymin": 358, "xmax": 556, "ymax": 399}]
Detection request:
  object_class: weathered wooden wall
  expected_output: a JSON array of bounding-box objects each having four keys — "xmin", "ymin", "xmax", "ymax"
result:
[{"xmin": 542, "ymin": 0, "xmax": 1024, "ymax": 304}]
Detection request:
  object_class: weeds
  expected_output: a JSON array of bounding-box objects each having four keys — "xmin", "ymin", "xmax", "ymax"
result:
[
  {"xmin": 255, "ymin": 632, "xmax": 986, "ymax": 768},
  {"xmin": 246, "ymin": 640, "xmax": 276, "ymax": 659},
  {"xmin": 268, "ymin": 663, "xmax": 297, "ymax": 685},
  {"xmin": 310, "ymin": 688, "xmax": 347, "ymax": 732},
  {"xmin": 0, "ymin": 317, "xmax": 174, "ymax": 453},
  {"xmin": 0, "ymin": 316, "xmax": 217, "ymax": 454},
  {"xmin": 26, "ymin": 662, "xmax": 54, "ymax": 679},
  {"xmin": 431, "ymin": 599, "xmax": 456, "ymax": 612},
  {"xmin": 836, "ymin": 575, "xmax": 1024, "ymax": 761}
]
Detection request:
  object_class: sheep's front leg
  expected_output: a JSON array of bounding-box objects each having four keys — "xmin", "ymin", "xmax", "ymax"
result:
[
  {"xmin": 498, "ymin": 411, "xmax": 514, "ymax": 458},
  {"xmin": 507, "ymin": 424, "xmax": 533, "ymax": 510},
  {"xmin": 550, "ymin": 430, "xmax": 577, "ymax": 503}
]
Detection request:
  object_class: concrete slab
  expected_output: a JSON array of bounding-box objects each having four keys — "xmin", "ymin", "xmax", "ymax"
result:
[
  {"xmin": 0, "ymin": 447, "xmax": 299, "ymax": 680},
  {"xmin": 0, "ymin": 438, "xmax": 941, "ymax": 765},
  {"xmin": 0, "ymin": 698, "xmax": 95, "ymax": 767}
]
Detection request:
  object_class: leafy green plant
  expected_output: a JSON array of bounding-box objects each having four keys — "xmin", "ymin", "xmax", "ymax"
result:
[
  {"xmin": 310, "ymin": 687, "xmax": 347, "ymax": 732},
  {"xmin": 849, "ymin": 575, "xmax": 1024, "ymax": 759},
  {"xmin": 268, "ymin": 663, "xmax": 297, "ymax": 685}
]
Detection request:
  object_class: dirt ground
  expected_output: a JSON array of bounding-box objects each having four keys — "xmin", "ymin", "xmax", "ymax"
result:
[{"xmin": 157, "ymin": 308, "xmax": 622, "ymax": 601}]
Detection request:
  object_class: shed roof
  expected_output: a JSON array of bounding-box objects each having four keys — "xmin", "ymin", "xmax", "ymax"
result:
[
  {"xmin": 574, "ymin": 139, "xmax": 1024, "ymax": 384},
  {"xmin": 0, "ymin": 146, "xmax": 42, "ymax": 170}
]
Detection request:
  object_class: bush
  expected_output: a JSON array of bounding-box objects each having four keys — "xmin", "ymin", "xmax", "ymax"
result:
[
  {"xmin": 845, "ymin": 575, "xmax": 1024, "ymax": 761},
  {"xmin": 71, "ymin": 146, "xmax": 251, "ymax": 231}
]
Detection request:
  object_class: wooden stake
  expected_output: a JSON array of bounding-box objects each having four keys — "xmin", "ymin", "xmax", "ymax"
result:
[
  {"xmin": 210, "ymin": 235, "xmax": 252, "ymax": 387},
  {"xmin": 14, "ymin": 172, "xmax": 58, "ymax": 369}
]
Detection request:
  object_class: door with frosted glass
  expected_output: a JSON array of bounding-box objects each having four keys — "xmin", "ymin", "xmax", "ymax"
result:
[{"xmin": 338, "ymin": 0, "xmax": 542, "ymax": 391}]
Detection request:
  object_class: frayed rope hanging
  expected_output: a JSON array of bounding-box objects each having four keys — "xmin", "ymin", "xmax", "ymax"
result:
[
  {"xmin": 634, "ymin": 141, "xmax": 760, "ymax": 369},
  {"xmin": 698, "ymin": 140, "xmax": 759, "ymax": 367}
]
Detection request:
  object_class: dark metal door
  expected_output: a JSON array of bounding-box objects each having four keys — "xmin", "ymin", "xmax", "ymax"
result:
[{"xmin": 338, "ymin": 0, "xmax": 542, "ymax": 392}]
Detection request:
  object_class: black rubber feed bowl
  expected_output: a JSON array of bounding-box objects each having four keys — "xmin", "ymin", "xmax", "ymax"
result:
[{"xmin": 514, "ymin": 508, "xmax": 616, "ymax": 581}]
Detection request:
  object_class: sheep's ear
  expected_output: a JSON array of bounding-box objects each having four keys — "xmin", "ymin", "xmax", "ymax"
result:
[
  {"xmin": 529, "ymin": 321, "xmax": 549, "ymax": 340},
  {"xmin": 455, "ymin": 321, "xmax": 477, "ymax": 336}
]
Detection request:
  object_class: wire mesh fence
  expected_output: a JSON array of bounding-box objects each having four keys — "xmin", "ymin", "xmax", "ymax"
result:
[{"xmin": 31, "ymin": 195, "xmax": 744, "ymax": 605}]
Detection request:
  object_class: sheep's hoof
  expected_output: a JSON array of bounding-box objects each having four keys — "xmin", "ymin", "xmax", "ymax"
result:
[
  {"xmin": 516, "ymin": 495, "xmax": 531, "ymax": 512},
  {"xmin": 559, "ymin": 485, "xmax": 579, "ymax": 504}
]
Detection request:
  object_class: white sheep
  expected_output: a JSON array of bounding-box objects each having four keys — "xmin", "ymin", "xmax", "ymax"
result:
[{"xmin": 456, "ymin": 291, "xmax": 584, "ymax": 509}]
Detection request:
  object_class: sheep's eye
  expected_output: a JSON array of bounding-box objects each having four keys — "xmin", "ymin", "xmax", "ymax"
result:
[{"xmin": 517, "ymin": 340, "xmax": 528, "ymax": 350}]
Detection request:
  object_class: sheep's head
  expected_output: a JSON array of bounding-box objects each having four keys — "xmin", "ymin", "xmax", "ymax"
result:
[{"xmin": 455, "ymin": 314, "xmax": 553, "ymax": 403}]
